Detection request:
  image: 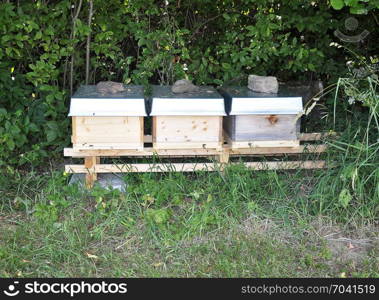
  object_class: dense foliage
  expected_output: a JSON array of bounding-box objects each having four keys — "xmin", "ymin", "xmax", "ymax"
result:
[{"xmin": 0, "ymin": 0, "xmax": 378, "ymax": 166}]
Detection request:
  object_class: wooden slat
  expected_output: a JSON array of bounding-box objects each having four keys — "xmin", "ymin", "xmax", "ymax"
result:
[
  {"xmin": 153, "ymin": 141, "xmax": 222, "ymax": 150},
  {"xmin": 84, "ymin": 156, "xmax": 97, "ymax": 188},
  {"xmin": 217, "ymin": 152, "xmax": 230, "ymax": 163},
  {"xmin": 65, "ymin": 132, "xmax": 331, "ymax": 156},
  {"xmin": 71, "ymin": 117, "xmax": 77, "ymax": 144},
  {"xmin": 65, "ymin": 160, "xmax": 326, "ymax": 174},
  {"xmin": 229, "ymin": 139, "xmax": 300, "ymax": 149},
  {"xmin": 70, "ymin": 132, "xmax": 331, "ymax": 148},
  {"xmin": 84, "ymin": 156, "xmax": 96, "ymax": 168},
  {"xmin": 73, "ymin": 142, "xmax": 144, "ymax": 150},
  {"xmin": 218, "ymin": 116, "xmax": 223, "ymax": 142},
  {"xmin": 152, "ymin": 117, "xmax": 157, "ymax": 143},
  {"xmin": 141, "ymin": 132, "xmax": 335, "ymax": 143},
  {"xmin": 140, "ymin": 117, "xmax": 144, "ymax": 145},
  {"xmin": 228, "ymin": 144, "xmax": 327, "ymax": 155},
  {"xmin": 64, "ymin": 144, "xmax": 327, "ymax": 157}
]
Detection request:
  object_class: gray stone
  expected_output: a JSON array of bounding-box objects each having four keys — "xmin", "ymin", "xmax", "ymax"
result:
[
  {"xmin": 69, "ymin": 173, "xmax": 126, "ymax": 192},
  {"xmin": 248, "ymin": 75, "xmax": 278, "ymax": 94},
  {"xmin": 171, "ymin": 79, "xmax": 199, "ymax": 94},
  {"xmin": 96, "ymin": 81, "xmax": 126, "ymax": 94}
]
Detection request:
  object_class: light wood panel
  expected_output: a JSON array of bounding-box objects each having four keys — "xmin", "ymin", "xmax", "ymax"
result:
[
  {"xmin": 65, "ymin": 160, "xmax": 327, "ymax": 173},
  {"xmin": 64, "ymin": 144, "xmax": 328, "ymax": 157},
  {"xmin": 153, "ymin": 116, "xmax": 222, "ymax": 149},
  {"xmin": 225, "ymin": 114, "xmax": 299, "ymax": 141},
  {"xmin": 72, "ymin": 116, "xmax": 144, "ymax": 149}
]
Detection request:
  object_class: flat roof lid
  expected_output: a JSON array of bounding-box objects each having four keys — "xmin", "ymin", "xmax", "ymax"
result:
[
  {"xmin": 69, "ymin": 85, "xmax": 147, "ymax": 116},
  {"xmin": 150, "ymin": 85, "xmax": 226, "ymax": 116},
  {"xmin": 220, "ymin": 86, "xmax": 303, "ymax": 115}
]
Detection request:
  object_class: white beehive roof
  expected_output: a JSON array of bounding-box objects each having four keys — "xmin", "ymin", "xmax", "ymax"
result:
[
  {"xmin": 68, "ymin": 85, "xmax": 147, "ymax": 116},
  {"xmin": 220, "ymin": 87, "xmax": 303, "ymax": 115},
  {"xmin": 150, "ymin": 85, "xmax": 226, "ymax": 116}
]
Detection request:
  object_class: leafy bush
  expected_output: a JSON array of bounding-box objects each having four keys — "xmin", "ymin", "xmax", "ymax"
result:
[{"xmin": 0, "ymin": 0, "xmax": 378, "ymax": 166}]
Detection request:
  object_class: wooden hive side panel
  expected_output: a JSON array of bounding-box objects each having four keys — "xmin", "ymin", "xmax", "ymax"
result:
[
  {"xmin": 153, "ymin": 116, "xmax": 222, "ymax": 149},
  {"xmin": 234, "ymin": 114, "xmax": 299, "ymax": 141},
  {"xmin": 72, "ymin": 116, "xmax": 144, "ymax": 149}
]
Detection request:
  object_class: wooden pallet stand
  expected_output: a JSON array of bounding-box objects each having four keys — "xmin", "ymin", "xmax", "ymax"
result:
[{"xmin": 64, "ymin": 132, "xmax": 331, "ymax": 188}]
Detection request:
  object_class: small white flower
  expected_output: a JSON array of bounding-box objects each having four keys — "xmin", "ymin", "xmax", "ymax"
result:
[
  {"xmin": 329, "ymin": 42, "xmax": 340, "ymax": 47},
  {"xmin": 11, "ymin": 76, "xmax": 15, "ymax": 81}
]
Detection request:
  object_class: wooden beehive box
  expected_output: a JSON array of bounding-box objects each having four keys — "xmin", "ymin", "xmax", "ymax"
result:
[
  {"xmin": 69, "ymin": 85, "xmax": 146, "ymax": 150},
  {"xmin": 220, "ymin": 86, "xmax": 303, "ymax": 148},
  {"xmin": 150, "ymin": 86, "xmax": 226, "ymax": 149}
]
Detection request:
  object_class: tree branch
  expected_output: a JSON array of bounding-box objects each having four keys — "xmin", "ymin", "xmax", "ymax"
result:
[
  {"xmin": 85, "ymin": 0, "xmax": 94, "ymax": 85},
  {"xmin": 70, "ymin": 0, "xmax": 83, "ymax": 96}
]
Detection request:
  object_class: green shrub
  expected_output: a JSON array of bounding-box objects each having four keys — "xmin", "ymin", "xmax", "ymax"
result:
[{"xmin": 0, "ymin": 0, "xmax": 378, "ymax": 166}]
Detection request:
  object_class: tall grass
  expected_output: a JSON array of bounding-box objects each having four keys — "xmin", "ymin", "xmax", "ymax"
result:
[{"xmin": 313, "ymin": 70, "xmax": 379, "ymax": 221}]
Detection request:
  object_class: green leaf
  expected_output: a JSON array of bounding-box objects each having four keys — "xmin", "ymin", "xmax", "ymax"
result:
[
  {"xmin": 145, "ymin": 208, "xmax": 170, "ymax": 225},
  {"xmin": 331, "ymin": 0, "xmax": 345, "ymax": 10},
  {"xmin": 46, "ymin": 121, "xmax": 59, "ymax": 142},
  {"xmin": 29, "ymin": 123, "xmax": 39, "ymax": 132},
  {"xmin": 344, "ymin": 0, "xmax": 359, "ymax": 6},
  {"xmin": 338, "ymin": 188, "xmax": 352, "ymax": 208},
  {"xmin": 35, "ymin": 31, "xmax": 42, "ymax": 39},
  {"xmin": 350, "ymin": 6, "xmax": 368, "ymax": 14},
  {"xmin": 221, "ymin": 62, "xmax": 231, "ymax": 70},
  {"xmin": 6, "ymin": 139, "xmax": 15, "ymax": 151},
  {"xmin": 222, "ymin": 13, "xmax": 230, "ymax": 20},
  {"xmin": 46, "ymin": 130, "xmax": 57, "ymax": 143}
]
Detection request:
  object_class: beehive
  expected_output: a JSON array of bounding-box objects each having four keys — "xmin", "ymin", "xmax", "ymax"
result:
[
  {"xmin": 69, "ymin": 85, "xmax": 146, "ymax": 150},
  {"xmin": 150, "ymin": 86, "xmax": 226, "ymax": 149},
  {"xmin": 220, "ymin": 86, "xmax": 303, "ymax": 148}
]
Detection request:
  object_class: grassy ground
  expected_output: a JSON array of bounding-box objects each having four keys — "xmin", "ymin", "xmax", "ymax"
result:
[
  {"xmin": 1, "ymin": 96, "xmax": 378, "ymax": 277},
  {"xmin": 0, "ymin": 160, "xmax": 378, "ymax": 277}
]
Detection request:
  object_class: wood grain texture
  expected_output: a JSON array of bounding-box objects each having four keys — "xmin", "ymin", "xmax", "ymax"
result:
[
  {"xmin": 64, "ymin": 144, "xmax": 327, "ymax": 157},
  {"xmin": 73, "ymin": 142, "xmax": 144, "ymax": 150},
  {"xmin": 65, "ymin": 160, "xmax": 326, "ymax": 173},
  {"xmin": 73, "ymin": 116, "xmax": 143, "ymax": 149},
  {"xmin": 153, "ymin": 116, "xmax": 222, "ymax": 149},
  {"xmin": 84, "ymin": 156, "xmax": 97, "ymax": 188},
  {"xmin": 153, "ymin": 141, "xmax": 222, "ymax": 150},
  {"xmin": 71, "ymin": 117, "xmax": 77, "ymax": 143},
  {"xmin": 126, "ymin": 132, "xmax": 332, "ymax": 144},
  {"xmin": 224, "ymin": 114, "xmax": 299, "ymax": 141}
]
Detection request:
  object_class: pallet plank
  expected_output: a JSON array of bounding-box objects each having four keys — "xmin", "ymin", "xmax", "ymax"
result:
[
  {"xmin": 65, "ymin": 160, "xmax": 326, "ymax": 174},
  {"xmin": 64, "ymin": 144, "xmax": 327, "ymax": 158},
  {"xmin": 84, "ymin": 156, "xmax": 97, "ymax": 188}
]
